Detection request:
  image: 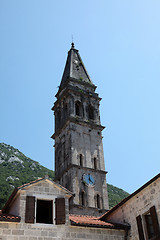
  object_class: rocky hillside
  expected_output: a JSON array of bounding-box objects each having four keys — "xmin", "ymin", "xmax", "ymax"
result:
[
  {"xmin": 0, "ymin": 143, "xmax": 129, "ymax": 209},
  {"xmin": 0, "ymin": 143, "xmax": 54, "ymax": 209}
]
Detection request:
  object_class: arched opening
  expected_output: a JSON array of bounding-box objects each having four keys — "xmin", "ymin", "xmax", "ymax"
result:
[
  {"xmin": 96, "ymin": 194, "xmax": 101, "ymax": 209},
  {"xmin": 80, "ymin": 191, "xmax": 85, "ymax": 206},
  {"xmin": 82, "ymin": 191, "xmax": 85, "ymax": 206},
  {"xmin": 56, "ymin": 109, "xmax": 61, "ymax": 129},
  {"xmin": 80, "ymin": 154, "xmax": 83, "ymax": 166},
  {"xmin": 64, "ymin": 103, "xmax": 68, "ymax": 118},
  {"xmin": 93, "ymin": 157, "xmax": 97, "ymax": 170},
  {"xmin": 75, "ymin": 101, "xmax": 83, "ymax": 117},
  {"xmin": 88, "ymin": 105, "xmax": 94, "ymax": 120}
]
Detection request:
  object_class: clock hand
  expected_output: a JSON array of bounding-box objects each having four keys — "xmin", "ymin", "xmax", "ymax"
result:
[{"xmin": 88, "ymin": 175, "xmax": 93, "ymax": 184}]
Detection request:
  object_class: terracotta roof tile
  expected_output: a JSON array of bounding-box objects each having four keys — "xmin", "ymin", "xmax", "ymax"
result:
[
  {"xmin": 69, "ymin": 214, "xmax": 116, "ymax": 228},
  {"xmin": 0, "ymin": 213, "xmax": 21, "ymax": 222}
]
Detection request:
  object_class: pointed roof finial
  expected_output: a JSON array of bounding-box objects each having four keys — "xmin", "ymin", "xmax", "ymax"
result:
[
  {"xmin": 71, "ymin": 34, "xmax": 74, "ymax": 49},
  {"xmin": 71, "ymin": 42, "xmax": 75, "ymax": 48}
]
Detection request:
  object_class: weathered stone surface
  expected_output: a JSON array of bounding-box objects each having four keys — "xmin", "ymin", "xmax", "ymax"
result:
[
  {"xmin": 0, "ymin": 221, "xmax": 125, "ymax": 240},
  {"xmin": 53, "ymin": 46, "xmax": 109, "ymax": 215},
  {"xmin": 105, "ymin": 176, "xmax": 160, "ymax": 240}
]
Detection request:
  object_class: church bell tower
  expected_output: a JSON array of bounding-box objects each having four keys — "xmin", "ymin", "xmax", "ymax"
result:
[{"xmin": 52, "ymin": 43, "xmax": 109, "ymax": 216}]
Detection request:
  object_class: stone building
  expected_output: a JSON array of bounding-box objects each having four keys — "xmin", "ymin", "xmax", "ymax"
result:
[
  {"xmin": 0, "ymin": 176, "xmax": 128, "ymax": 240},
  {"xmin": 0, "ymin": 44, "xmax": 160, "ymax": 240},
  {"xmin": 100, "ymin": 173, "xmax": 160, "ymax": 240},
  {"xmin": 51, "ymin": 42, "xmax": 108, "ymax": 216}
]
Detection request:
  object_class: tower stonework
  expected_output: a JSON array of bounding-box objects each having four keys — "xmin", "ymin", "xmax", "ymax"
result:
[{"xmin": 52, "ymin": 43, "xmax": 109, "ymax": 216}]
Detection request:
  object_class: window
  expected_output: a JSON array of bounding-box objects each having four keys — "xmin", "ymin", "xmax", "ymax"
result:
[
  {"xmin": 80, "ymin": 154, "xmax": 83, "ymax": 166},
  {"xmin": 25, "ymin": 196, "xmax": 66, "ymax": 225},
  {"xmin": 136, "ymin": 206, "xmax": 160, "ymax": 240},
  {"xmin": 144, "ymin": 206, "xmax": 160, "ymax": 239},
  {"xmin": 75, "ymin": 101, "xmax": 83, "ymax": 117},
  {"xmin": 64, "ymin": 104, "xmax": 68, "ymax": 119},
  {"xmin": 36, "ymin": 200, "xmax": 53, "ymax": 224},
  {"xmin": 79, "ymin": 191, "xmax": 86, "ymax": 206},
  {"xmin": 145, "ymin": 212, "xmax": 155, "ymax": 239},
  {"xmin": 136, "ymin": 215, "xmax": 145, "ymax": 240},
  {"xmin": 56, "ymin": 109, "xmax": 61, "ymax": 129},
  {"xmin": 88, "ymin": 105, "xmax": 94, "ymax": 120},
  {"xmin": 93, "ymin": 157, "xmax": 97, "ymax": 170},
  {"xmin": 96, "ymin": 194, "xmax": 101, "ymax": 209}
]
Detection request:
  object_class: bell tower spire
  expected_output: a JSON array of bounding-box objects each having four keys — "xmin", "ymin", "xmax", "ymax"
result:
[{"xmin": 52, "ymin": 44, "xmax": 109, "ymax": 216}]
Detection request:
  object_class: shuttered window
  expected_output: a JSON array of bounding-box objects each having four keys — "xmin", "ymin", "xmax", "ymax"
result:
[
  {"xmin": 144, "ymin": 206, "xmax": 160, "ymax": 239},
  {"xmin": 36, "ymin": 199, "xmax": 53, "ymax": 224},
  {"xmin": 25, "ymin": 196, "xmax": 35, "ymax": 223},
  {"xmin": 137, "ymin": 206, "xmax": 160, "ymax": 240},
  {"xmin": 136, "ymin": 215, "xmax": 145, "ymax": 240},
  {"xmin": 150, "ymin": 206, "xmax": 160, "ymax": 236},
  {"xmin": 55, "ymin": 198, "xmax": 66, "ymax": 225}
]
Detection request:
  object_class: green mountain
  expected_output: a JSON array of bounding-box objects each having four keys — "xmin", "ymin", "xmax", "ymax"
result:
[
  {"xmin": 0, "ymin": 143, "xmax": 54, "ymax": 209},
  {"xmin": 0, "ymin": 143, "xmax": 129, "ymax": 210},
  {"xmin": 107, "ymin": 184, "xmax": 129, "ymax": 208}
]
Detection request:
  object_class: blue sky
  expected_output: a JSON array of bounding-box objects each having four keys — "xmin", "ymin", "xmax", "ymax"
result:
[{"xmin": 0, "ymin": 0, "xmax": 160, "ymax": 194}]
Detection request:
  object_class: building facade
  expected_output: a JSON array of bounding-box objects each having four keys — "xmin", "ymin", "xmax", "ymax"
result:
[
  {"xmin": 0, "ymin": 177, "xmax": 127, "ymax": 240},
  {"xmin": 51, "ymin": 43, "xmax": 109, "ymax": 216},
  {"xmin": 101, "ymin": 173, "xmax": 160, "ymax": 240}
]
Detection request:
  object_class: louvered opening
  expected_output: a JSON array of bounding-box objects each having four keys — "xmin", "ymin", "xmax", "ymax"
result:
[
  {"xmin": 145, "ymin": 213, "xmax": 155, "ymax": 238},
  {"xmin": 55, "ymin": 198, "xmax": 66, "ymax": 225},
  {"xmin": 25, "ymin": 196, "xmax": 35, "ymax": 224},
  {"xmin": 136, "ymin": 215, "xmax": 145, "ymax": 240}
]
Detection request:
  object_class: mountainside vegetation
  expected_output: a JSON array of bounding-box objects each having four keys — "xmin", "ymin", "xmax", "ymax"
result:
[
  {"xmin": 0, "ymin": 143, "xmax": 129, "ymax": 210},
  {"xmin": 0, "ymin": 143, "xmax": 54, "ymax": 209},
  {"xmin": 107, "ymin": 184, "xmax": 129, "ymax": 208}
]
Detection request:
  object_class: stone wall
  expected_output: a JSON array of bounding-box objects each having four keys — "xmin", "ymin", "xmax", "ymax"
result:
[
  {"xmin": 0, "ymin": 222, "xmax": 125, "ymax": 240},
  {"xmin": 106, "ymin": 177, "xmax": 160, "ymax": 240},
  {"xmin": 55, "ymin": 121, "xmax": 109, "ymax": 214}
]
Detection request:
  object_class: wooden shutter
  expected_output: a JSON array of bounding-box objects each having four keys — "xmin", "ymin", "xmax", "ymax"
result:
[
  {"xmin": 25, "ymin": 196, "xmax": 35, "ymax": 223},
  {"xmin": 55, "ymin": 198, "xmax": 66, "ymax": 225},
  {"xmin": 136, "ymin": 215, "xmax": 145, "ymax": 240},
  {"xmin": 150, "ymin": 206, "xmax": 160, "ymax": 236}
]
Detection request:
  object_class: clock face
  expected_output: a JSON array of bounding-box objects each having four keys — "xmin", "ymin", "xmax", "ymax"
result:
[{"xmin": 83, "ymin": 174, "xmax": 95, "ymax": 186}]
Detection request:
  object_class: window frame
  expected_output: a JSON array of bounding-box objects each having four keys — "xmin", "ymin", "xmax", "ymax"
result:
[
  {"xmin": 35, "ymin": 195, "xmax": 55, "ymax": 225},
  {"xmin": 143, "ymin": 206, "xmax": 160, "ymax": 240},
  {"xmin": 88, "ymin": 104, "xmax": 94, "ymax": 120},
  {"xmin": 25, "ymin": 194, "xmax": 66, "ymax": 225},
  {"xmin": 75, "ymin": 101, "xmax": 83, "ymax": 117},
  {"xmin": 36, "ymin": 198, "xmax": 54, "ymax": 225},
  {"xmin": 136, "ymin": 206, "xmax": 160, "ymax": 240}
]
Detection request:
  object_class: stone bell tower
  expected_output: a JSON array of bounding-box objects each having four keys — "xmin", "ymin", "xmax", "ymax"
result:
[{"xmin": 51, "ymin": 43, "xmax": 109, "ymax": 216}]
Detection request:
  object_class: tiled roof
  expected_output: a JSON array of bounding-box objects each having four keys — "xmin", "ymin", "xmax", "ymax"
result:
[
  {"xmin": 0, "ymin": 212, "xmax": 20, "ymax": 222},
  {"xmin": 69, "ymin": 214, "xmax": 128, "ymax": 229}
]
